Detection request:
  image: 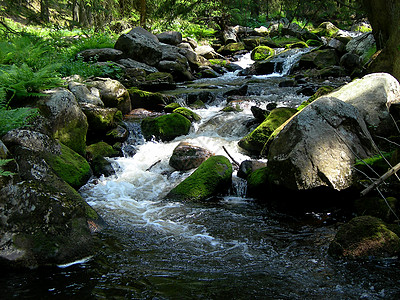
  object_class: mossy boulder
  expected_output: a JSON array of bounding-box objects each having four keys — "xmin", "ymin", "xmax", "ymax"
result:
[
  {"xmin": 251, "ymin": 46, "xmax": 275, "ymax": 61},
  {"xmin": 354, "ymin": 197, "xmax": 398, "ymax": 223},
  {"xmin": 169, "ymin": 142, "xmax": 213, "ymax": 171},
  {"xmin": 165, "ymin": 102, "xmax": 181, "ymax": 112},
  {"xmin": 173, "ymin": 107, "xmax": 201, "ymax": 122},
  {"xmin": 238, "ymin": 107, "xmax": 297, "ymax": 155},
  {"xmin": 217, "ymin": 42, "xmax": 246, "ymax": 55},
  {"xmin": 329, "ymin": 216, "xmax": 400, "ymax": 259},
  {"xmin": 86, "ymin": 141, "xmax": 119, "ymax": 177},
  {"xmin": 128, "ymin": 88, "xmax": 166, "ymax": 111},
  {"xmin": 141, "ymin": 113, "xmax": 192, "ymax": 141},
  {"xmin": 298, "ymin": 49, "xmax": 339, "ymax": 69},
  {"xmin": 312, "ymin": 22, "xmax": 339, "ymax": 37},
  {"xmin": 81, "ymin": 105, "xmax": 122, "ymax": 138},
  {"xmin": 285, "ymin": 41, "xmax": 308, "ymax": 49},
  {"xmin": 167, "ymin": 155, "xmax": 233, "ymax": 201},
  {"xmin": 46, "ymin": 143, "xmax": 92, "ymax": 189}
]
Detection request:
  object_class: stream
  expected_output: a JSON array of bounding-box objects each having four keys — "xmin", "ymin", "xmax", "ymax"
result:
[{"xmin": 2, "ymin": 51, "xmax": 400, "ymax": 299}]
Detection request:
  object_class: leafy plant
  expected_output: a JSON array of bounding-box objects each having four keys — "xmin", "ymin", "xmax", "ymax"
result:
[
  {"xmin": 0, "ymin": 107, "xmax": 40, "ymax": 136},
  {"xmin": 0, "ymin": 158, "xmax": 15, "ymax": 177}
]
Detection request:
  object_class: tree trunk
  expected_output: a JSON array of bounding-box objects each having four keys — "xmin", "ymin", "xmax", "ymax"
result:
[
  {"xmin": 40, "ymin": 0, "xmax": 50, "ymax": 23},
  {"xmin": 139, "ymin": 0, "xmax": 146, "ymax": 28},
  {"xmin": 362, "ymin": 0, "xmax": 400, "ymax": 82}
]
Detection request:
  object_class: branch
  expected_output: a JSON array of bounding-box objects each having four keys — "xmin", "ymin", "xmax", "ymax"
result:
[
  {"xmin": 222, "ymin": 146, "xmax": 240, "ymax": 168},
  {"xmin": 360, "ymin": 162, "xmax": 400, "ymax": 196}
]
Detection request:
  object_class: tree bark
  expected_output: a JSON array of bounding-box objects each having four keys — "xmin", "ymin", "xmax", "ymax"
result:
[
  {"xmin": 139, "ymin": 0, "xmax": 146, "ymax": 28},
  {"xmin": 362, "ymin": 0, "xmax": 400, "ymax": 82},
  {"xmin": 40, "ymin": 0, "xmax": 50, "ymax": 23}
]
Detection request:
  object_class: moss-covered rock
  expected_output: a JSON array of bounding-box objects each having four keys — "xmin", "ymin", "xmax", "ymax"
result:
[
  {"xmin": 46, "ymin": 143, "xmax": 92, "ymax": 189},
  {"xmin": 165, "ymin": 102, "xmax": 182, "ymax": 112},
  {"xmin": 218, "ymin": 42, "xmax": 246, "ymax": 55},
  {"xmin": 298, "ymin": 49, "xmax": 339, "ymax": 69},
  {"xmin": 86, "ymin": 141, "xmax": 119, "ymax": 160},
  {"xmin": 141, "ymin": 113, "xmax": 192, "ymax": 141},
  {"xmin": 297, "ymin": 86, "xmax": 335, "ymax": 111},
  {"xmin": 238, "ymin": 107, "xmax": 297, "ymax": 154},
  {"xmin": 285, "ymin": 41, "xmax": 309, "ymax": 49},
  {"xmin": 312, "ymin": 22, "xmax": 339, "ymax": 37},
  {"xmin": 354, "ymin": 197, "xmax": 398, "ymax": 223},
  {"xmin": 169, "ymin": 142, "xmax": 213, "ymax": 171},
  {"xmin": 173, "ymin": 107, "xmax": 201, "ymax": 122},
  {"xmin": 167, "ymin": 155, "xmax": 233, "ymax": 201},
  {"xmin": 328, "ymin": 216, "xmax": 400, "ymax": 259},
  {"xmin": 128, "ymin": 88, "xmax": 166, "ymax": 111},
  {"xmin": 81, "ymin": 105, "xmax": 121, "ymax": 141},
  {"xmin": 251, "ymin": 46, "xmax": 275, "ymax": 61}
]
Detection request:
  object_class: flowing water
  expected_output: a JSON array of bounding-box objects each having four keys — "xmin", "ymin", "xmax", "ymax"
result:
[{"xmin": 2, "ymin": 51, "xmax": 400, "ymax": 299}]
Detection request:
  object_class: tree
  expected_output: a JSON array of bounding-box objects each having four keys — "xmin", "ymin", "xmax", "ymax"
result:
[{"xmin": 362, "ymin": 0, "xmax": 400, "ymax": 82}]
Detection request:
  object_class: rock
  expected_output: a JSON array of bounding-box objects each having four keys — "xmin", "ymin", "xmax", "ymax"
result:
[
  {"xmin": 141, "ymin": 72, "xmax": 176, "ymax": 91},
  {"xmin": 164, "ymin": 102, "xmax": 181, "ymax": 113},
  {"xmin": 158, "ymin": 59, "xmax": 194, "ymax": 82},
  {"xmin": 267, "ymin": 97, "xmax": 376, "ymax": 192},
  {"xmin": 38, "ymin": 88, "xmax": 88, "ymax": 156},
  {"xmin": 86, "ymin": 78, "xmax": 131, "ymax": 115},
  {"xmin": 141, "ymin": 113, "xmax": 192, "ymax": 141},
  {"xmin": 114, "ymin": 27, "xmax": 162, "ymax": 66},
  {"xmin": 81, "ymin": 104, "xmax": 122, "ymax": 141},
  {"xmin": 328, "ymin": 216, "xmax": 400, "ymax": 259},
  {"xmin": 128, "ymin": 88, "xmax": 166, "ymax": 111},
  {"xmin": 166, "ymin": 155, "xmax": 233, "ymax": 201},
  {"xmin": 354, "ymin": 197, "xmax": 398, "ymax": 223},
  {"xmin": 172, "ymin": 107, "xmax": 201, "ymax": 122},
  {"xmin": 250, "ymin": 106, "xmax": 269, "ymax": 122},
  {"xmin": 187, "ymin": 91, "xmax": 216, "ymax": 105},
  {"xmin": 327, "ymin": 38, "xmax": 346, "ymax": 53},
  {"xmin": 345, "ymin": 32, "xmax": 375, "ymax": 62},
  {"xmin": 182, "ymin": 37, "xmax": 198, "ymax": 49},
  {"xmin": 340, "ymin": 53, "xmax": 361, "ymax": 72},
  {"xmin": 279, "ymin": 79, "xmax": 296, "ymax": 87},
  {"xmin": 327, "ymin": 73, "xmax": 400, "ymax": 136},
  {"xmin": 254, "ymin": 26, "xmax": 269, "ymax": 36},
  {"xmin": 297, "ymin": 86, "xmax": 335, "ymax": 111},
  {"xmin": 86, "ymin": 141, "xmax": 119, "ymax": 177},
  {"xmin": 195, "ymin": 45, "xmax": 219, "ymax": 59},
  {"xmin": 117, "ymin": 58, "xmax": 158, "ymax": 73},
  {"xmin": 169, "ymin": 142, "xmax": 213, "ymax": 171},
  {"xmin": 198, "ymin": 66, "xmax": 220, "ymax": 78},
  {"xmin": 298, "ymin": 49, "xmax": 339, "ymax": 69},
  {"xmin": 76, "ymin": 48, "xmax": 123, "ymax": 62},
  {"xmin": 314, "ymin": 22, "xmax": 339, "ymax": 37},
  {"xmin": 156, "ymin": 31, "xmax": 183, "ymax": 45},
  {"xmin": 217, "ymin": 42, "xmax": 246, "ymax": 56},
  {"xmin": 68, "ymin": 81, "xmax": 104, "ymax": 107},
  {"xmin": 0, "ymin": 140, "xmax": 9, "ymax": 159},
  {"xmin": 106, "ymin": 125, "xmax": 129, "ymax": 144},
  {"xmin": 223, "ymin": 85, "xmax": 248, "ymax": 97},
  {"xmin": 238, "ymin": 107, "xmax": 298, "ymax": 155},
  {"xmin": 237, "ymin": 160, "xmax": 268, "ymax": 179},
  {"xmin": 251, "ymin": 46, "xmax": 275, "ymax": 61}
]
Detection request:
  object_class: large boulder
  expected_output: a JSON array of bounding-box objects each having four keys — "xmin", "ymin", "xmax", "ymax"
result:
[
  {"xmin": 0, "ymin": 130, "xmax": 103, "ymax": 268},
  {"xmin": 327, "ymin": 73, "xmax": 400, "ymax": 136},
  {"xmin": 167, "ymin": 155, "xmax": 233, "ymax": 201},
  {"xmin": 298, "ymin": 49, "xmax": 339, "ymax": 69},
  {"xmin": 345, "ymin": 32, "xmax": 375, "ymax": 63},
  {"xmin": 128, "ymin": 88, "xmax": 166, "ymax": 111},
  {"xmin": 169, "ymin": 142, "xmax": 213, "ymax": 171},
  {"xmin": 114, "ymin": 27, "xmax": 163, "ymax": 66},
  {"xmin": 238, "ymin": 107, "xmax": 297, "ymax": 155},
  {"xmin": 141, "ymin": 113, "xmax": 192, "ymax": 141},
  {"xmin": 156, "ymin": 31, "xmax": 183, "ymax": 45},
  {"xmin": 68, "ymin": 81, "xmax": 104, "ymax": 107},
  {"xmin": 38, "ymin": 88, "xmax": 88, "ymax": 156},
  {"xmin": 76, "ymin": 48, "xmax": 123, "ymax": 62},
  {"xmin": 86, "ymin": 78, "xmax": 131, "ymax": 115},
  {"xmin": 266, "ymin": 97, "xmax": 376, "ymax": 192},
  {"xmin": 329, "ymin": 216, "xmax": 400, "ymax": 259}
]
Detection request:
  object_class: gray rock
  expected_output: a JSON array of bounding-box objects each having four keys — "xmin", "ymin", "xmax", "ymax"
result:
[
  {"xmin": 267, "ymin": 96, "xmax": 376, "ymax": 191},
  {"xmin": 169, "ymin": 142, "xmax": 213, "ymax": 171},
  {"xmin": 156, "ymin": 31, "xmax": 183, "ymax": 45},
  {"xmin": 345, "ymin": 32, "xmax": 375, "ymax": 62},
  {"xmin": 68, "ymin": 81, "xmax": 104, "ymax": 107},
  {"xmin": 117, "ymin": 58, "xmax": 158, "ymax": 73},
  {"xmin": 76, "ymin": 48, "xmax": 123, "ymax": 62}
]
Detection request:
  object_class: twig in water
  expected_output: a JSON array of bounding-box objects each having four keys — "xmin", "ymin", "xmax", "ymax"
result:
[{"xmin": 222, "ymin": 146, "xmax": 240, "ymax": 168}]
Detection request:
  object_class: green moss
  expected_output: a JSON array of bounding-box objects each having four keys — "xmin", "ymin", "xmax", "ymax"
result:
[
  {"xmin": 54, "ymin": 119, "xmax": 87, "ymax": 156},
  {"xmin": 354, "ymin": 152, "xmax": 392, "ymax": 178},
  {"xmin": 251, "ymin": 46, "xmax": 275, "ymax": 61},
  {"xmin": 238, "ymin": 107, "xmax": 297, "ymax": 154},
  {"xmin": 46, "ymin": 143, "xmax": 92, "ymax": 189},
  {"xmin": 165, "ymin": 102, "xmax": 181, "ymax": 112},
  {"xmin": 189, "ymin": 99, "xmax": 206, "ymax": 109},
  {"xmin": 222, "ymin": 104, "xmax": 242, "ymax": 112},
  {"xmin": 86, "ymin": 141, "xmax": 119, "ymax": 160},
  {"xmin": 209, "ymin": 59, "xmax": 229, "ymax": 67},
  {"xmin": 167, "ymin": 155, "xmax": 233, "ymax": 201},
  {"xmin": 146, "ymin": 72, "xmax": 174, "ymax": 82},
  {"xmin": 285, "ymin": 41, "xmax": 309, "ymax": 49},
  {"xmin": 218, "ymin": 42, "xmax": 246, "ymax": 54},
  {"xmin": 141, "ymin": 113, "xmax": 192, "ymax": 141},
  {"xmin": 297, "ymin": 86, "xmax": 334, "ymax": 111},
  {"xmin": 128, "ymin": 88, "xmax": 165, "ymax": 110},
  {"xmin": 329, "ymin": 216, "xmax": 400, "ymax": 258},
  {"xmin": 173, "ymin": 107, "xmax": 201, "ymax": 122},
  {"xmin": 306, "ymin": 39, "xmax": 324, "ymax": 47}
]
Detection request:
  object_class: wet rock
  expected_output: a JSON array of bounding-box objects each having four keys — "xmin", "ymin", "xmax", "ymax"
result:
[
  {"xmin": 345, "ymin": 32, "xmax": 375, "ymax": 62},
  {"xmin": 279, "ymin": 79, "xmax": 296, "ymax": 87},
  {"xmin": 187, "ymin": 91, "xmax": 216, "ymax": 105},
  {"xmin": 114, "ymin": 27, "xmax": 162, "ymax": 66},
  {"xmin": 340, "ymin": 53, "xmax": 362, "ymax": 73},
  {"xmin": 76, "ymin": 48, "xmax": 123, "ymax": 62},
  {"xmin": 38, "ymin": 88, "xmax": 88, "ymax": 156},
  {"xmin": 167, "ymin": 155, "xmax": 233, "ymax": 201},
  {"xmin": 223, "ymin": 85, "xmax": 248, "ymax": 97},
  {"xmin": 169, "ymin": 142, "xmax": 213, "ymax": 171},
  {"xmin": 106, "ymin": 125, "xmax": 129, "ymax": 144},
  {"xmin": 141, "ymin": 113, "xmax": 191, "ymax": 141},
  {"xmin": 238, "ymin": 107, "xmax": 298, "ymax": 155},
  {"xmin": 329, "ymin": 216, "xmax": 400, "ymax": 259},
  {"xmin": 217, "ymin": 42, "xmax": 246, "ymax": 56},
  {"xmin": 195, "ymin": 45, "xmax": 220, "ymax": 59},
  {"xmin": 117, "ymin": 58, "xmax": 158, "ymax": 73},
  {"xmin": 128, "ymin": 88, "xmax": 166, "ymax": 112},
  {"xmin": 86, "ymin": 78, "xmax": 131, "ymax": 115},
  {"xmin": 237, "ymin": 160, "xmax": 268, "ymax": 179},
  {"xmin": 173, "ymin": 107, "xmax": 201, "ymax": 122},
  {"xmin": 298, "ymin": 49, "xmax": 339, "ymax": 69},
  {"xmin": 250, "ymin": 106, "xmax": 269, "ymax": 122},
  {"xmin": 354, "ymin": 197, "xmax": 398, "ymax": 223},
  {"xmin": 86, "ymin": 141, "xmax": 119, "ymax": 177},
  {"xmin": 267, "ymin": 97, "xmax": 376, "ymax": 192}
]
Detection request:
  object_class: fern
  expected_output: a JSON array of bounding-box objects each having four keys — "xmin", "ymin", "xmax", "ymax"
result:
[
  {"xmin": 0, "ymin": 158, "xmax": 15, "ymax": 178},
  {"xmin": 0, "ymin": 107, "xmax": 40, "ymax": 136}
]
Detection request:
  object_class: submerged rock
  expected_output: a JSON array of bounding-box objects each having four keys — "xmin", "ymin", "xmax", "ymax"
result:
[
  {"xmin": 169, "ymin": 142, "xmax": 213, "ymax": 171},
  {"xmin": 329, "ymin": 216, "xmax": 400, "ymax": 259},
  {"xmin": 167, "ymin": 155, "xmax": 233, "ymax": 201}
]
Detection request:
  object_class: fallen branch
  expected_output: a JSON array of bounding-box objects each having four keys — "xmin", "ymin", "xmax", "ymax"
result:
[
  {"xmin": 361, "ymin": 162, "xmax": 400, "ymax": 196},
  {"xmin": 222, "ymin": 146, "xmax": 240, "ymax": 168},
  {"xmin": 146, "ymin": 159, "xmax": 161, "ymax": 172}
]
